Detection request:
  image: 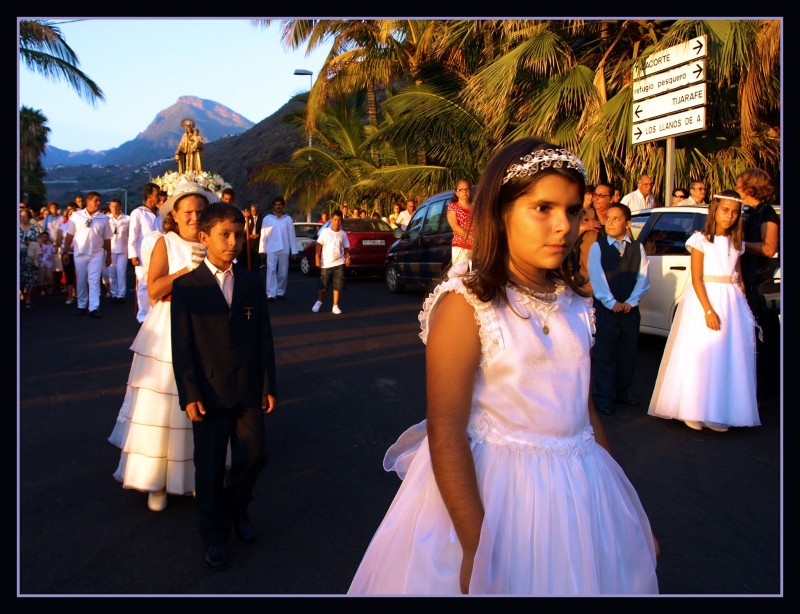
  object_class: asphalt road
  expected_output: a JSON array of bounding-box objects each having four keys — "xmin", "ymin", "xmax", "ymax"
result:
[{"xmin": 18, "ymin": 268, "xmax": 782, "ymax": 598}]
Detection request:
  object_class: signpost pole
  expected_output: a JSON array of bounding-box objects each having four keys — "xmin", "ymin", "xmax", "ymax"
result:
[{"xmin": 664, "ymin": 137, "xmax": 675, "ymax": 206}]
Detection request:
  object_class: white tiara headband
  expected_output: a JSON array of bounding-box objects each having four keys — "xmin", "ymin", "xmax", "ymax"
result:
[
  {"xmin": 713, "ymin": 193, "xmax": 744, "ymax": 203},
  {"xmin": 502, "ymin": 147, "xmax": 588, "ymax": 184}
]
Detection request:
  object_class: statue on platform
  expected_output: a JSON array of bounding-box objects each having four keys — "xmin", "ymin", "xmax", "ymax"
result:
[
  {"xmin": 174, "ymin": 118, "xmax": 195, "ymax": 174},
  {"xmin": 187, "ymin": 127, "xmax": 204, "ymax": 173}
]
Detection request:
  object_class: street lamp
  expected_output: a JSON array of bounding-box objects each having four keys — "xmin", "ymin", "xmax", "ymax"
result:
[
  {"xmin": 294, "ymin": 69, "xmax": 313, "ymax": 148},
  {"xmin": 295, "ymin": 69, "xmax": 314, "ymax": 221}
]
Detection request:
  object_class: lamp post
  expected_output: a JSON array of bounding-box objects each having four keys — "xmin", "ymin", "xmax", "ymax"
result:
[
  {"xmin": 293, "ymin": 69, "xmax": 313, "ymax": 148},
  {"xmin": 294, "ymin": 69, "xmax": 314, "ymax": 221}
]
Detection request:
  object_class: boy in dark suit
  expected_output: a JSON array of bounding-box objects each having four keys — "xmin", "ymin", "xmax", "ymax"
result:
[
  {"xmin": 587, "ymin": 202, "xmax": 650, "ymax": 416},
  {"xmin": 171, "ymin": 203, "xmax": 278, "ymax": 571}
]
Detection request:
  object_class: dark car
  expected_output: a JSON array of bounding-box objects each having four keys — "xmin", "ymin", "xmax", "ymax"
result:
[
  {"xmin": 384, "ymin": 190, "xmax": 456, "ymax": 293},
  {"xmin": 299, "ymin": 217, "xmax": 396, "ymax": 277}
]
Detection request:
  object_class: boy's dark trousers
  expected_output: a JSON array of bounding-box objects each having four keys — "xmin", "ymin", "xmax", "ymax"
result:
[
  {"xmin": 192, "ymin": 403, "xmax": 268, "ymax": 548},
  {"xmin": 591, "ymin": 299, "xmax": 640, "ymax": 404}
]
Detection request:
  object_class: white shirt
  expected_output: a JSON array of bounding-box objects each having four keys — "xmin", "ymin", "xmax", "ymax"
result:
[
  {"xmin": 683, "ymin": 196, "xmax": 707, "ymax": 207},
  {"xmin": 621, "ymin": 189, "xmax": 655, "ymax": 213},
  {"xmin": 316, "ymin": 227, "xmax": 350, "ymax": 268},
  {"xmin": 128, "ymin": 205, "xmax": 162, "ymax": 261},
  {"xmin": 205, "ymin": 259, "xmax": 234, "ymax": 306},
  {"xmin": 108, "ymin": 213, "xmax": 130, "ymax": 255},
  {"xmin": 258, "ymin": 213, "xmax": 297, "ymax": 255},
  {"xmin": 64, "ymin": 209, "xmax": 112, "ymax": 255},
  {"xmin": 395, "ymin": 209, "xmax": 413, "ymax": 231}
]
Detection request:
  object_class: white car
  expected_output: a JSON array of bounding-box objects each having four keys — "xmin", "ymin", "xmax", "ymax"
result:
[
  {"xmin": 630, "ymin": 205, "xmax": 779, "ymax": 337},
  {"xmin": 293, "ymin": 222, "xmax": 322, "ymax": 252}
]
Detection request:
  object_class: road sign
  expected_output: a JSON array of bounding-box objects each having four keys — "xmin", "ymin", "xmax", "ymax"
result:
[
  {"xmin": 632, "ymin": 83, "xmax": 706, "ymax": 123},
  {"xmin": 632, "ymin": 107, "xmax": 706, "ymax": 144},
  {"xmin": 632, "ymin": 59, "xmax": 705, "ymax": 101},
  {"xmin": 632, "ymin": 35, "xmax": 707, "ymax": 80}
]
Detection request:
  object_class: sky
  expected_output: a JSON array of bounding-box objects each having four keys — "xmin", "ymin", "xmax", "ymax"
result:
[{"xmin": 18, "ymin": 18, "xmax": 331, "ymax": 152}]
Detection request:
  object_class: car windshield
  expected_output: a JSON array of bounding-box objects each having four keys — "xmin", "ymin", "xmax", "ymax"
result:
[
  {"xmin": 341, "ymin": 219, "xmax": 393, "ymax": 232},
  {"xmin": 295, "ymin": 224, "xmax": 319, "ymax": 237}
]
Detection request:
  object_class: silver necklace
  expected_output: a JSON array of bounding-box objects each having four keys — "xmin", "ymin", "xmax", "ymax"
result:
[{"xmin": 513, "ymin": 283, "xmax": 559, "ymax": 335}]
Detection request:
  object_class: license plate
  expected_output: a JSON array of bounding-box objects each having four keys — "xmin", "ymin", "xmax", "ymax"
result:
[{"xmin": 362, "ymin": 239, "xmax": 385, "ymax": 246}]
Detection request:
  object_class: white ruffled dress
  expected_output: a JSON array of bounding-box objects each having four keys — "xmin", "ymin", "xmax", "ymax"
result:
[
  {"xmin": 348, "ymin": 268, "xmax": 659, "ymax": 595},
  {"xmin": 108, "ymin": 232, "xmax": 199, "ymax": 495},
  {"xmin": 648, "ymin": 232, "xmax": 759, "ymax": 427}
]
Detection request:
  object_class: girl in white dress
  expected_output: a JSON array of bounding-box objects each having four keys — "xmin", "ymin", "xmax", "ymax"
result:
[
  {"xmin": 109, "ymin": 181, "xmax": 219, "ymax": 511},
  {"xmin": 648, "ymin": 190, "xmax": 759, "ymax": 431},
  {"xmin": 348, "ymin": 138, "xmax": 659, "ymax": 596}
]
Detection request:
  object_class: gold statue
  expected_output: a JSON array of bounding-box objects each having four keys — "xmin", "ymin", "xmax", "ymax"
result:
[
  {"xmin": 175, "ymin": 118, "xmax": 195, "ymax": 174},
  {"xmin": 187, "ymin": 127, "xmax": 204, "ymax": 173}
]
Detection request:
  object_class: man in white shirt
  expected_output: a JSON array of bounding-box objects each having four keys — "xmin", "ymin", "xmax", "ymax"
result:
[
  {"xmin": 394, "ymin": 199, "xmax": 417, "ymax": 231},
  {"xmin": 258, "ymin": 197, "xmax": 297, "ymax": 300},
  {"xmin": 684, "ymin": 180, "xmax": 708, "ymax": 206},
  {"xmin": 62, "ymin": 191, "xmax": 112, "ymax": 318},
  {"xmin": 128, "ymin": 183, "xmax": 163, "ymax": 322},
  {"xmin": 621, "ymin": 174, "xmax": 656, "ymax": 212},
  {"xmin": 107, "ymin": 198, "xmax": 130, "ymax": 304}
]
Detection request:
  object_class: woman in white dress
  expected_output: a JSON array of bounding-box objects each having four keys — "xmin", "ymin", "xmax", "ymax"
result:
[
  {"xmin": 348, "ymin": 138, "xmax": 659, "ymax": 596},
  {"xmin": 648, "ymin": 190, "xmax": 759, "ymax": 431},
  {"xmin": 109, "ymin": 181, "xmax": 219, "ymax": 511}
]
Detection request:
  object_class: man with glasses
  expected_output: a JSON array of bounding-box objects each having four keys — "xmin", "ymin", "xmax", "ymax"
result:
[
  {"xmin": 684, "ymin": 181, "xmax": 708, "ymax": 206},
  {"xmin": 575, "ymin": 182, "xmax": 615, "ymax": 295},
  {"xmin": 621, "ymin": 174, "xmax": 656, "ymax": 212}
]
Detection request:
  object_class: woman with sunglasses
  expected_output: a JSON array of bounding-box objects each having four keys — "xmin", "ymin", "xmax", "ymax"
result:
[{"xmin": 670, "ymin": 188, "xmax": 687, "ymax": 206}]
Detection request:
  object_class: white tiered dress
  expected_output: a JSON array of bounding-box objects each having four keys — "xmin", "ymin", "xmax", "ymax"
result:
[
  {"xmin": 648, "ymin": 232, "xmax": 759, "ymax": 427},
  {"xmin": 108, "ymin": 232, "xmax": 201, "ymax": 495},
  {"xmin": 348, "ymin": 270, "xmax": 659, "ymax": 595}
]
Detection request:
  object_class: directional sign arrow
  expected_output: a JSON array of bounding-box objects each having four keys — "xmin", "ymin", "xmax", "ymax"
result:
[
  {"xmin": 634, "ymin": 126, "xmax": 642, "ymax": 140},
  {"xmin": 635, "ymin": 106, "xmax": 642, "ymax": 120},
  {"xmin": 693, "ymin": 38, "xmax": 704, "ymax": 55},
  {"xmin": 693, "ymin": 63, "xmax": 703, "ymax": 79}
]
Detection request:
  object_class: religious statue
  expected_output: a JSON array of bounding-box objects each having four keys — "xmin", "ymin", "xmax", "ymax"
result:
[
  {"xmin": 174, "ymin": 118, "xmax": 195, "ymax": 174},
  {"xmin": 187, "ymin": 127, "xmax": 204, "ymax": 173}
]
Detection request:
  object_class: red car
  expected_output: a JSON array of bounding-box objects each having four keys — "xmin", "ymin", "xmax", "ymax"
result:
[{"xmin": 299, "ymin": 217, "xmax": 396, "ymax": 277}]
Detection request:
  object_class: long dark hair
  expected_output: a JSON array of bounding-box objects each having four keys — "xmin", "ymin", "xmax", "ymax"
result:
[{"xmin": 463, "ymin": 137, "xmax": 588, "ymax": 304}]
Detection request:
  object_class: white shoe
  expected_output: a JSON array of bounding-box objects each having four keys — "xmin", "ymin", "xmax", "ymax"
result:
[
  {"xmin": 312, "ymin": 300, "xmax": 323, "ymax": 313},
  {"xmin": 684, "ymin": 420, "xmax": 704, "ymax": 431},
  {"xmin": 65, "ymin": 298, "xmax": 73, "ymax": 305},
  {"xmin": 706, "ymin": 423, "xmax": 729, "ymax": 432},
  {"xmin": 147, "ymin": 490, "xmax": 167, "ymax": 512},
  {"xmin": 332, "ymin": 305, "xmax": 342, "ymax": 315}
]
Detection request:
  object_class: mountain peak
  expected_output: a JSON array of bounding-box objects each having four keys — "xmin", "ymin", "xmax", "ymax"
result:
[{"xmin": 44, "ymin": 97, "xmax": 255, "ymax": 167}]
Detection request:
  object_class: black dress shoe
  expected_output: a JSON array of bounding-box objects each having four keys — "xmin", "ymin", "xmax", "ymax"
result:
[
  {"xmin": 595, "ymin": 401, "xmax": 615, "ymax": 415},
  {"xmin": 614, "ymin": 394, "xmax": 640, "ymax": 406},
  {"xmin": 89, "ymin": 310, "xmax": 102, "ymax": 319},
  {"xmin": 75, "ymin": 308, "xmax": 88, "ymax": 316},
  {"xmin": 234, "ymin": 520, "xmax": 256, "ymax": 542},
  {"xmin": 204, "ymin": 545, "xmax": 227, "ymax": 571}
]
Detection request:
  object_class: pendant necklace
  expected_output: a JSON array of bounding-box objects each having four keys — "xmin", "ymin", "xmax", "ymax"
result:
[{"xmin": 513, "ymin": 282, "xmax": 558, "ymax": 335}]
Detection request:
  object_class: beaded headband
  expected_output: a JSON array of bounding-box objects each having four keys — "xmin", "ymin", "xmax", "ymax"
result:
[
  {"xmin": 502, "ymin": 147, "xmax": 587, "ymax": 185},
  {"xmin": 712, "ymin": 194, "xmax": 744, "ymax": 203}
]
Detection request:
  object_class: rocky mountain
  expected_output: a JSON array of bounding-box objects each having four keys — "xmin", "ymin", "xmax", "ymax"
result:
[
  {"xmin": 43, "ymin": 96, "xmax": 255, "ymax": 168},
  {"xmin": 43, "ymin": 97, "xmax": 308, "ymax": 215}
]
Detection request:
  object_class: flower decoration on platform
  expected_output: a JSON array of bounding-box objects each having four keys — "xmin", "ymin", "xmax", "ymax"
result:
[{"xmin": 152, "ymin": 170, "xmax": 231, "ymax": 198}]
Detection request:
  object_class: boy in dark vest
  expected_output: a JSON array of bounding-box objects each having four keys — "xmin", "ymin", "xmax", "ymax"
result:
[{"xmin": 587, "ymin": 203, "xmax": 650, "ymax": 415}]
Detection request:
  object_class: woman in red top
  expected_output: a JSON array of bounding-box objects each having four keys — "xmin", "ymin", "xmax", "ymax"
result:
[{"xmin": 447, "ymin": 179, "xmax": 475, "ymax": 266}]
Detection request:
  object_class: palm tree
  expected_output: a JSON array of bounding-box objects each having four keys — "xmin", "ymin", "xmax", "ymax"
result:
[
  {"xmin": 19, "ymin": 106, "xmax": 50, "ymax": 207},
  {"xmin": 18, "ymin": 19, "xmax": 104, "ymax": 105},
  {"xmin": 19, "ymin": 19, "xmax": 105, "ymax": 206},
  {"xmin": 259, "ymin": 19, "xmax": 780, "ymax": 207}
]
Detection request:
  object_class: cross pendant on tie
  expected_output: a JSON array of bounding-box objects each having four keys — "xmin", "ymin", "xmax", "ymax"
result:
[{"xmin": 244, "ymin": 307, "xmax": 254, "ymax": 320}]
